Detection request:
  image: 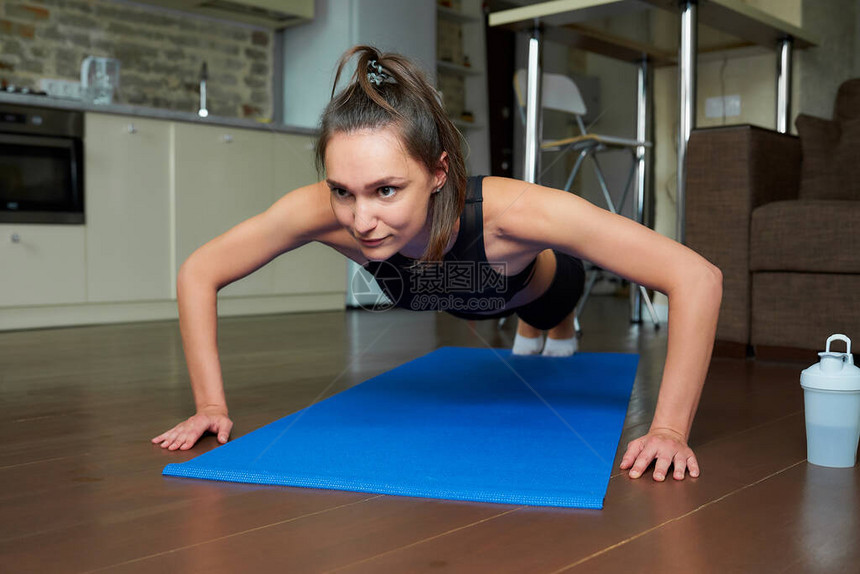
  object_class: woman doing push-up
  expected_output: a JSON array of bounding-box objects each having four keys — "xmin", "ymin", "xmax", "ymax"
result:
[{"xmin": 153, "ymin": 46, "xmax": 722, "ymax": 483}]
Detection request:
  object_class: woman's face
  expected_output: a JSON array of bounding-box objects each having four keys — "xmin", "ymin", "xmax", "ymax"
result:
[{"xmin": 325, "ymin": 127, "xmax": 445, "ymax": 261}]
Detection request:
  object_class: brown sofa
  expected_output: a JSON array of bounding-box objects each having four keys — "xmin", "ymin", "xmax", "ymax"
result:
[{"xmin": 685, "ymin": 79, "xmax": 860, "ymax": 355}]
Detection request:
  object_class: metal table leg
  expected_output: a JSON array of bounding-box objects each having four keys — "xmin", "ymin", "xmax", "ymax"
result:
[
  {"xmin": 524, "ymin": 24, "xmax": 543, "ymax": 185},
  {"xmin": 677, "ymin": 0, "xmax": 697, "ymax": 245},
  {"xmin": 776, "ymin": 37, "xmax": 793, "ymax": 133},
  {"xmin": 631, "ymin": 57, "xmax": 649, "ymax": 323}
]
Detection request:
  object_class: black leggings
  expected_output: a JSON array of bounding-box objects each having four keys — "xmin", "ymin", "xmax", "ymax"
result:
[
  {"xmin": 513, "ymin": 250, "xmax": 585, "ymax": 330},
  {"xmin": 446, "ymin": 251, "xmax": 585, "ymax": 331}
]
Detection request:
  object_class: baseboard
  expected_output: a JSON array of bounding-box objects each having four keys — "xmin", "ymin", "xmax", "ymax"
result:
[
  {"xmin": 753, "ymin": 345, "xmax": 819, "ymax": 364},
  {"xmin": 0, "ymin": 292, "xmax": 346, "ymax": 331},
  {"xmin": 713, "ymin": 340, "xmax": 750, "ymax": 359}
]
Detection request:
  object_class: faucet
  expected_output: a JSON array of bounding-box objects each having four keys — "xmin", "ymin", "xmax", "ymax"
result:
[{"xmin": 198, "ymin": 61, "xmax": 209, "ymax": 118}]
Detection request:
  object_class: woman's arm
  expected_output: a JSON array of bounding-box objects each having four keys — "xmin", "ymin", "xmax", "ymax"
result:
[
  {"xmin": 487, "ymin": 177, "xmax": 722, "ymax": 480},
  {"xmin": 619, "ymin": 264, "xmax": 721, "ymax": 481},
  {"xmin": 152, "ymin": 182, "xmax": 342, "ymax": 450}
]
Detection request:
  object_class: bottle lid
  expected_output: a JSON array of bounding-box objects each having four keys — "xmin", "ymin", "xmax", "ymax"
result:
[{"xmin": 800, "ymin": 334, "xmax": 860, "ymax": 391}]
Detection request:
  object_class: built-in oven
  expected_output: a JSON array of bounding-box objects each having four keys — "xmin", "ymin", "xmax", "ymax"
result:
[{"xmin": 0, "ymin": 104, "xmax": 84, "ymax": 224}]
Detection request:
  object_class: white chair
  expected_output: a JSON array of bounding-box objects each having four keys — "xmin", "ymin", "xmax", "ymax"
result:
[{"xmin": 512, "ymin": 69, "xmax": 659, "ymax": 334}]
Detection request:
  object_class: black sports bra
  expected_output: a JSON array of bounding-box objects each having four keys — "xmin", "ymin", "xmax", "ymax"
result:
[{"xmin": 362, "ymin": 176, "xmax": 537, "ymax": 315}]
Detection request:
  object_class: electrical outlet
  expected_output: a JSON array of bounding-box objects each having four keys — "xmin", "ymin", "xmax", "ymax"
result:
[
  {"xmin": 39, "ymin": 79, "xmax": 83, "ymax": 100},
  {"xmin": 724, "ymin": 94, "xmax": 741, "ymax": 117},
  {"xmin": 705, "ymin": 95, "xmax": 742, "ymax": 119}
]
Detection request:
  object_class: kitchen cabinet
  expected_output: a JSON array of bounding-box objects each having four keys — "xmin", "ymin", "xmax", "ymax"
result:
[
  {"xmin": 270, "ymin": 133, "xmax": 345, "ymax": 294},
  {"xmin": 175, "ymin": 126, "xmax": 344, "ymax": 299},
  {"xmin": 85, "ymin": 114, "xmax": 172, "ymax": 302},
  {"xmin": 0, "ymin": 224, "xmax": 86, "ymax": 307},
  {"xmin": 271, "ymin": 132, "xmax": 319, "ymax": 202},
  {"xmin": 1, "ymin": 113, "xmax": 345, "ymax": 331},
  {"xmin": 173, "ymin": 122, "xmax": 275, "ymax": 298}
]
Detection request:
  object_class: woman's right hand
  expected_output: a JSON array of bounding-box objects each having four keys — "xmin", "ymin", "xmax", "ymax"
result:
[{"xmin": 151, "ymin": 407, "xmax": 233, "ymax": 451}]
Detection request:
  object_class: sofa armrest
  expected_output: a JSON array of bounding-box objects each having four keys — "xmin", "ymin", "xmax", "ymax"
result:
[{"xmin": 685, "ymin": 125, "xmax": 801, "ymax": 345}]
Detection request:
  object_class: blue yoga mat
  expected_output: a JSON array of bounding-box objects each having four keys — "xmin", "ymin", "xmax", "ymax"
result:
[{"xmin": 163, "ymin": 347, "xmax": 638, "ymax": 509}]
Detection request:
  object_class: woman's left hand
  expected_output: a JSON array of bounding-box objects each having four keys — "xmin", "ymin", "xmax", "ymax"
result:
[{"xmin": 620, "ymin": 427, "xmax": 700, "ymax": 481}]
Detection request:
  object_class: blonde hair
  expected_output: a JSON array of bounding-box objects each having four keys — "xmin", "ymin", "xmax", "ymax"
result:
[{"xmin": 315, "ymin": 45, "xmax": 467, "ymax": 263}]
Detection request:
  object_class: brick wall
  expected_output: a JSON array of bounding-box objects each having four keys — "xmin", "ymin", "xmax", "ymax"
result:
[{"xmin": 0, "ymin": 0, "xmax": 273, "ymax": 119}]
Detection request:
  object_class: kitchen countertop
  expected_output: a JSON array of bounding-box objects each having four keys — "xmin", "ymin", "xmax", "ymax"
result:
[{"xmin": 0, "ymin": 92, "xmax": 318, "ymax": 136}]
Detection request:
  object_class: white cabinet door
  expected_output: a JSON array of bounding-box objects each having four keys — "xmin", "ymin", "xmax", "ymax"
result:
[
  {"xmin": 270, "ymin": 133, "xmax": 346, "ymax": 295},
  {"xmin": 271, "ymin": 133, "xmax": 318, "ymax": 202},
  {"xmin": 0, "ymin": 224, "xmax": 86, "ymax": 307},
  {"xmin": 174, "ymin": 123, "xmax": 274, "ymax": 297},
  {"xmin": 85, "ymin": 114, "xmax": 172, "ymax": 302}
]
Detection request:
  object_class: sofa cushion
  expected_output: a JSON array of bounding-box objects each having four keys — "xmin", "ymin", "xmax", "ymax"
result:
[
  {"xmin": 834, "ymin": 78, "xmax": 860, "ymax": 122},
  {"xmin": 796, "ymin": 114, "xmax": 860, "ymax": 200},
  {"xmin": 750, "ymin": 200, "xmax": 860, "ymax": 273},
  {"xmin": 752, "ymin": 272, "xmax": 860, "ymax": 350}
]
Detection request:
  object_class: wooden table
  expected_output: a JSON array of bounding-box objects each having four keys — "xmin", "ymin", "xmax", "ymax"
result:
[{"xmin": 489, "ymin": 0, "xmax": 817, "ymax": 243}]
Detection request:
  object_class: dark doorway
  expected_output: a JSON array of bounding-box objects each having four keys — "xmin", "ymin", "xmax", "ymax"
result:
[{"xmin": 484, "ymin": 20, "xmax": 516, "ymax": 177}]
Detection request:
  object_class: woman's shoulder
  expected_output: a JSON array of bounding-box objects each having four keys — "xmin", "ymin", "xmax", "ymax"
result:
[
  {"xmin": 479, "ymin": 175, "xmax": 537, "ymax": 199},
  {"xmin": 272, "ymin": 181, "xmax": 339, "ymax": 234},
  {"xmin": 479, "ymin": 176, "xmax": 540, "ymax": 231},
  {"xmin": 479, "ymin": 176, "xmax": 582, "ymax": 244},
  {"xmin": 474, "ymin": 176, "xmax": 552, "ymax": 265}
]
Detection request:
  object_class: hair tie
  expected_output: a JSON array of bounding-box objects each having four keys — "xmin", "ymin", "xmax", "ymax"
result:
[{"xmin": 367, "ymin": 59, "xmax": 393, "ymax": 86}]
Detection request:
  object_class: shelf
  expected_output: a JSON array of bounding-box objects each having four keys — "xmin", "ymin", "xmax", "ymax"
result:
[
  {"xmin": 437, "ymin": 5, "xmax": 481, "ymax": 24},
  {"xmin": 437, "ymin": 60, "xmax": 483, "ymax": 76},
  {"xmin": 437, "ymin": 0, "xmax": 490, "ymax": 174}
]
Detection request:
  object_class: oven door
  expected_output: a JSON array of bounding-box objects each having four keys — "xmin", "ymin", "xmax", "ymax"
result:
[{"xmin": 0, "ymin": 133, "xmax": 84, "ymax": 224}]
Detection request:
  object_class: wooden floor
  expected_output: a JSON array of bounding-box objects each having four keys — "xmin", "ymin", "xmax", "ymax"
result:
[{"xmin": 1, "ymin": 296, "xmax": 857, "ymax": 573}]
